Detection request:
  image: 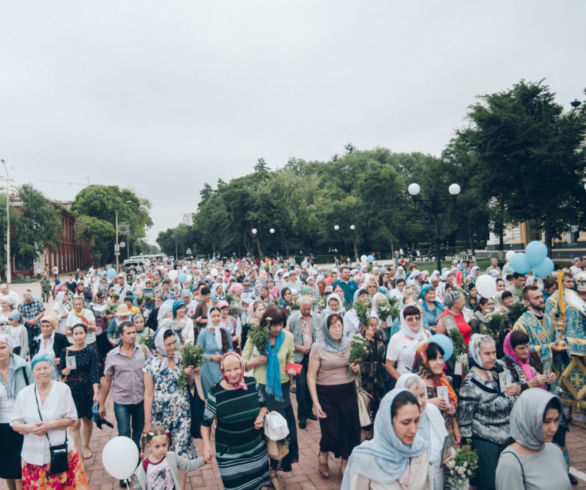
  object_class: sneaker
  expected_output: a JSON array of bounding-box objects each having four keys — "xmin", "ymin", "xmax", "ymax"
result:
[
  {"xmin": 298, "ymin": 418, "xmax": 307, "ymax": 429},
  {"xmin": 308, "ymin": 413, "xmax": 317, "ymax": 421}
]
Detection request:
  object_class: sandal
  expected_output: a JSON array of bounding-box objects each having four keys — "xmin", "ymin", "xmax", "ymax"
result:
[
  {"xmin": 318, "ymin": 451, "xmax": 329, "ymax": 479},
  {"xmin": 82, "ymin": 448, "xmax": 93, "ymax": 459},
  {"xmin": 270, "ymin": 470, "xmax": 283, "ymax": 490}
]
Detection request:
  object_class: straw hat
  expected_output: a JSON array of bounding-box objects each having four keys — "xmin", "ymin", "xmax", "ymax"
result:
[{"xmin": 116, "ymin": 304, "xmax": 132, "ymax": 317}]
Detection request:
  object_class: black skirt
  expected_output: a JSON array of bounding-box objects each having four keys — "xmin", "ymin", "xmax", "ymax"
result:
[
  {"xmin": 0, "ymin": 423, "xmax": 23, "ymax": 479},
  {"xmin": 316, "ymin": 381, "xmax": 361, "ymax": 459}
]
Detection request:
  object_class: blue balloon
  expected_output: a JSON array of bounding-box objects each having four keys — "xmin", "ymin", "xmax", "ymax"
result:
[
  {"xmin": 427, "ymin": 334, "xmax": 454, "ymax": 362},
  {"xmin": 178, "ymin": 273, "xmax": 187, "ymax": 284},
  {"xmin": 533, "ymin": 257, "xmax": 554, "ymax": 278},
  {"xmin": 510, "ymin": 253, "xmax": 531, "ymax": 274},
  {"xmin": 107, "ymin": 267, "xmax": 117, "ymax": 280},
  {"xmin": 525, "ymin": 241, "xmax": 548, "ymax": 266}
]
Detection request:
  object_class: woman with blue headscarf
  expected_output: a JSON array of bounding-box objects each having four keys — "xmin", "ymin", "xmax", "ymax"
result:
[
  {"xmin": 10, "ymin": 353, "xmax": 89, "ymax": 489},
  {"xmin": 420, "ymin": 284, "xmax": 444, "ymax": 332},
  {"xmin": 342, "ymin": 388, "xmax": 429, "ymax": 490}
]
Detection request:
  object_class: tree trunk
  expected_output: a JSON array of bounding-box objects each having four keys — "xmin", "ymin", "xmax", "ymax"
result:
[{"xmin": 279, "ymin": 229, "xmax": 290, "ymax": 256}]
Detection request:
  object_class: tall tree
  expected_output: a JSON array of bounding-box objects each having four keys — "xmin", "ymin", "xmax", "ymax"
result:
[
  {"xmin": 14, "ymin": 185, "xmax": 62, "ymax": 267},
  {"xmin": 462, "ymin": 80, "xmax": 586, "ymax": 248},
  {"xmin": 72, "ymin": 185, "xmax": 152, "ymax": 264}
]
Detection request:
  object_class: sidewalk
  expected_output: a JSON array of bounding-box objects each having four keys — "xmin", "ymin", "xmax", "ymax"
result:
[{"xmin": 2, "ymin": 280, "xmax": 585, "ymax": 489}]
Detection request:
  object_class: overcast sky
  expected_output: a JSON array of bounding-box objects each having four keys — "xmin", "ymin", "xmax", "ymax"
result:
[{"xmin": 1, "ymin": 1, "xmax": 585, "ymax": 244}]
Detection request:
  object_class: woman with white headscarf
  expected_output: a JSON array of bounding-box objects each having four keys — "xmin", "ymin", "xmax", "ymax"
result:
[
  {"xmin": 341, "ymin": 388, "xmax": 429, "ymax": 490},
  {"xmin": 143, "ymin": 328, "xmax": 197, "ymax": 489},
  {"xmin": 308, "ymin": 313, "xmax": 360, "ymax": 479},
  {"xmin": 458, "ymin": 334, "xmax": 519, "ymax": 490},
  {"xmin": 496, "ymin": 389, "xmax": 570, "ymax": 490},
  {"xmin": 396, "ymin": 374, "xmax": 449, "ymax": 490},
  {"xmin": 197, "ymin": 306, "xmax": 233, "ymax": 398},
  {"xmin": 319, "ymin": 293, "xmax": 345, "ymax": 332},
  {"xmin": 385, "ymin": 304, "xmax": 430, "ymax": 382}
]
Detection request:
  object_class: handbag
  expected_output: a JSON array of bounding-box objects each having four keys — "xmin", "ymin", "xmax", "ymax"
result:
[
  {"xmin": 60, "ymin": 347, "xmax": 70, "ymax": 382},
  {"xmin": 355, "ymin": 376, "xmax": 373, "ymax": 428},
  {"xmin": 34, "ymin": 386, "xmax": 70, "ymax": 475}
]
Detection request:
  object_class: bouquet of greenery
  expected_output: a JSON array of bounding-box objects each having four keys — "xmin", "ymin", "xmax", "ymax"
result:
[
  {"xmin": 348, "ymin": 332, "xmax": 370, "ymax": 375},
  {"xmin": 388, "ymin": 297, "xmax": 399, "ymax": 322},
  {"xmin": 354, "ymin": 300, "xmax": 371, "ymax": 327},
  {"xmin": 178, "ymin": 343, "xmax": 205, "ymax": 388},
  {"xmin": 376, "ymin": 301, "xmax": 392, "ymax": 322},
  {"xmin": 291, "ymin": 300, "xmax": 300, "ymax": 311},
  {"xmin": 508, "ymin": 302, "xmax": 527, "ymax": 324},
  {"xmin": 485, "ymin": 313, "xmax": 504, "ymax": 339},
  {"xmin": 445, "ymin": 444, "xmax": 478, "ymax": 489},
  {"xmin": 445, "ymin": 315, "xmax": 467, "ymax": 360},
  {"xmin": 225, "ymin": 293, "xmax": 235, "ymax": 305},
  {"xmin": 247, "ymin": 322, "xmax": 269, "ymax": 355},
  {"xmin": 138, "ymin": 330, "xmax": 154, "ymax": 349},
  {"xmin": 313, "ymin": 296, "xmax": 327, "ymax": 311}
]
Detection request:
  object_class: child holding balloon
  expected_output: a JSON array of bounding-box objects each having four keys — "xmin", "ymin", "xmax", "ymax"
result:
[{"xmin": 134, "ymin": 426, "xmax": 204, "ymax": 489}]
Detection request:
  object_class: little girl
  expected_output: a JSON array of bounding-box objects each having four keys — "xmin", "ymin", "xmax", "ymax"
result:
[{"xmin": 134, "ymin": 426, "xmax": 204, "ymax": 489}]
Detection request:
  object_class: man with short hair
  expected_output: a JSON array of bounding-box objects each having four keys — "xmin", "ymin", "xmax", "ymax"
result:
[
  {"xmin": 18, "ymin": 288, "xmax": 45, "ymax": 351},
  {"xmin": 99, "ymin": 321, "xmax": 148, "ymax": 452},
  {"xmin": 514, "ymin": 285, "xmax": 565, "ymax": 372},
  {"xmin": 332, "ymin": 266, "xmax": 358, "ymax": 307},
  {"xmin": 486, "ymin": 258, "xmax": 501, "ymax": 277},
  {"xmin": 113, "ymin": 273, "xmax": 130, "ymax": 298},
  {"xmin": 287, "ymin": 297, "xmax": 319, "ymax": 428}
]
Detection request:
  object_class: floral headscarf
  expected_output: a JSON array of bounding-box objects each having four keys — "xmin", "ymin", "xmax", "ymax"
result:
[{"xmin": 220, "ymin": 352, "xmax": 248, "ymax": 391}]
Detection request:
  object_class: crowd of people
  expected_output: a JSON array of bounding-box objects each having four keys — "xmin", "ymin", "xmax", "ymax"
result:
[{"xmin": 0, "ymin": 252, "xmax": 584, "ymax": 490}]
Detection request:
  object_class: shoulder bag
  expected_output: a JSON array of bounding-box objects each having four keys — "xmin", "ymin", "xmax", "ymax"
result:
[{"xmin": 34, "ymin": 385, "xmax": 70, "ymax": 475}]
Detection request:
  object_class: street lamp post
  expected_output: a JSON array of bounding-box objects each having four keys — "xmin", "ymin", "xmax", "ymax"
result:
[
  {"xmin": 252, "ymin": 228, "xmax": 263, "ymax": 259},
  {"xmin": 408, "ymin": 182, "xmax": 461, "ymax": 272},
  {"xmin": 1, "ymin": 160, "xmax": 10, "ymax": 284},
  {"xmin": 350, "ymin": 224, "xmax": 358, "ymax": 262},
  {"xmin": 114, "ymin": 209, "xmax": 120, "ymax": 272}
]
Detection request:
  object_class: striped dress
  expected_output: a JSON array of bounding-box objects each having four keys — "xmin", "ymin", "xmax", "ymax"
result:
[{"xmin": 202, "ymin": 376, "xmax": 271, "ymax": 490}]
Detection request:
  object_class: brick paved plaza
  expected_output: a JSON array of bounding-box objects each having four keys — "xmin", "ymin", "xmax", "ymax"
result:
[{"xmin": 2, "ymin": 280, "xmax": 585, "ymax": 489}]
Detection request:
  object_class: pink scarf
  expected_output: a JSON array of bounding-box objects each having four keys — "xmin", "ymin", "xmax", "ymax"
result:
[
  {"xmin": 503, "ymin": 331, "xmax": 540, "ymax": 386},
  {"xmin": 220, "ymin": 352, "xmax": 248, "ymax": 391}
]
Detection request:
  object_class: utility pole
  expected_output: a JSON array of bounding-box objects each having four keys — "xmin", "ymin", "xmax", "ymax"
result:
[
  {"xmin": 1, "ymin": 160, "xmax": 10, "ymax": 284},
  {"xmin": 115, "ymin": 209, "xmax": 120, "ymax": 272}
]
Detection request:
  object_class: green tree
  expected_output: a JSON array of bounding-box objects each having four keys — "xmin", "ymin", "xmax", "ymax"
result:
[
  {"xmin": 14, "ymin": 185, "xmax": 62, "ymax": 267},
  {"xmin": 462, "ymin": 80, "xmax": 586, "ymax": 248},
  {"xmin": 72, "ymin": 185, "xmax": 152, "ymax": 264}
]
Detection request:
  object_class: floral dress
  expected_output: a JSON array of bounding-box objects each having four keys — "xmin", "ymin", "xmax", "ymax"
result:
[{"xmin": 142, "ymin": 356, "xmax": 196, "ymax": 460}]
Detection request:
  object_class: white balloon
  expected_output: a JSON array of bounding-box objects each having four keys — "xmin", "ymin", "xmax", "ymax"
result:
[
  {"xmin": 505, "ymin": 250, "xmax": 516, "ymax": 262},
  {"xmin": 408, "ymin": 183, "xmax": 421, "ymax": 196},
  {"xmin": 475, "ymin": 274, "xmax": 497, "ymax": 299},
  {"xmin": 360, "ymin": 255, "xmax": 368, "ymax": 263},
  {"xmin": 210, "ymin": 267, "xmax": 218, "ymax": 277},
  {"xmin": 168, "ymin": 270, "xmax": 178, "ymax": 281},
  {"xmin": 102, "ymin": 436, "xmax": 138, "ymax": 479}
]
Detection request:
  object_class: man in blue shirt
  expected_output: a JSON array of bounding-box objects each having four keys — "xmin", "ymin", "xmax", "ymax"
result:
[{"xmin": 332, "ymin": 266, "xmax": 358, "ymax": 307}]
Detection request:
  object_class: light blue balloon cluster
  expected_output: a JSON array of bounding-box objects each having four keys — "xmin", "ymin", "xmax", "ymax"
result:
[{"xmin": 510, "ymin": 241, "xmax": 554, "ymax": 277}]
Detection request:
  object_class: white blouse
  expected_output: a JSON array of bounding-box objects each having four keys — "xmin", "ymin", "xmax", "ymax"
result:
[{"xmin": 10, "ymin": 381, "xmax": 78, "ymax": 465}]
